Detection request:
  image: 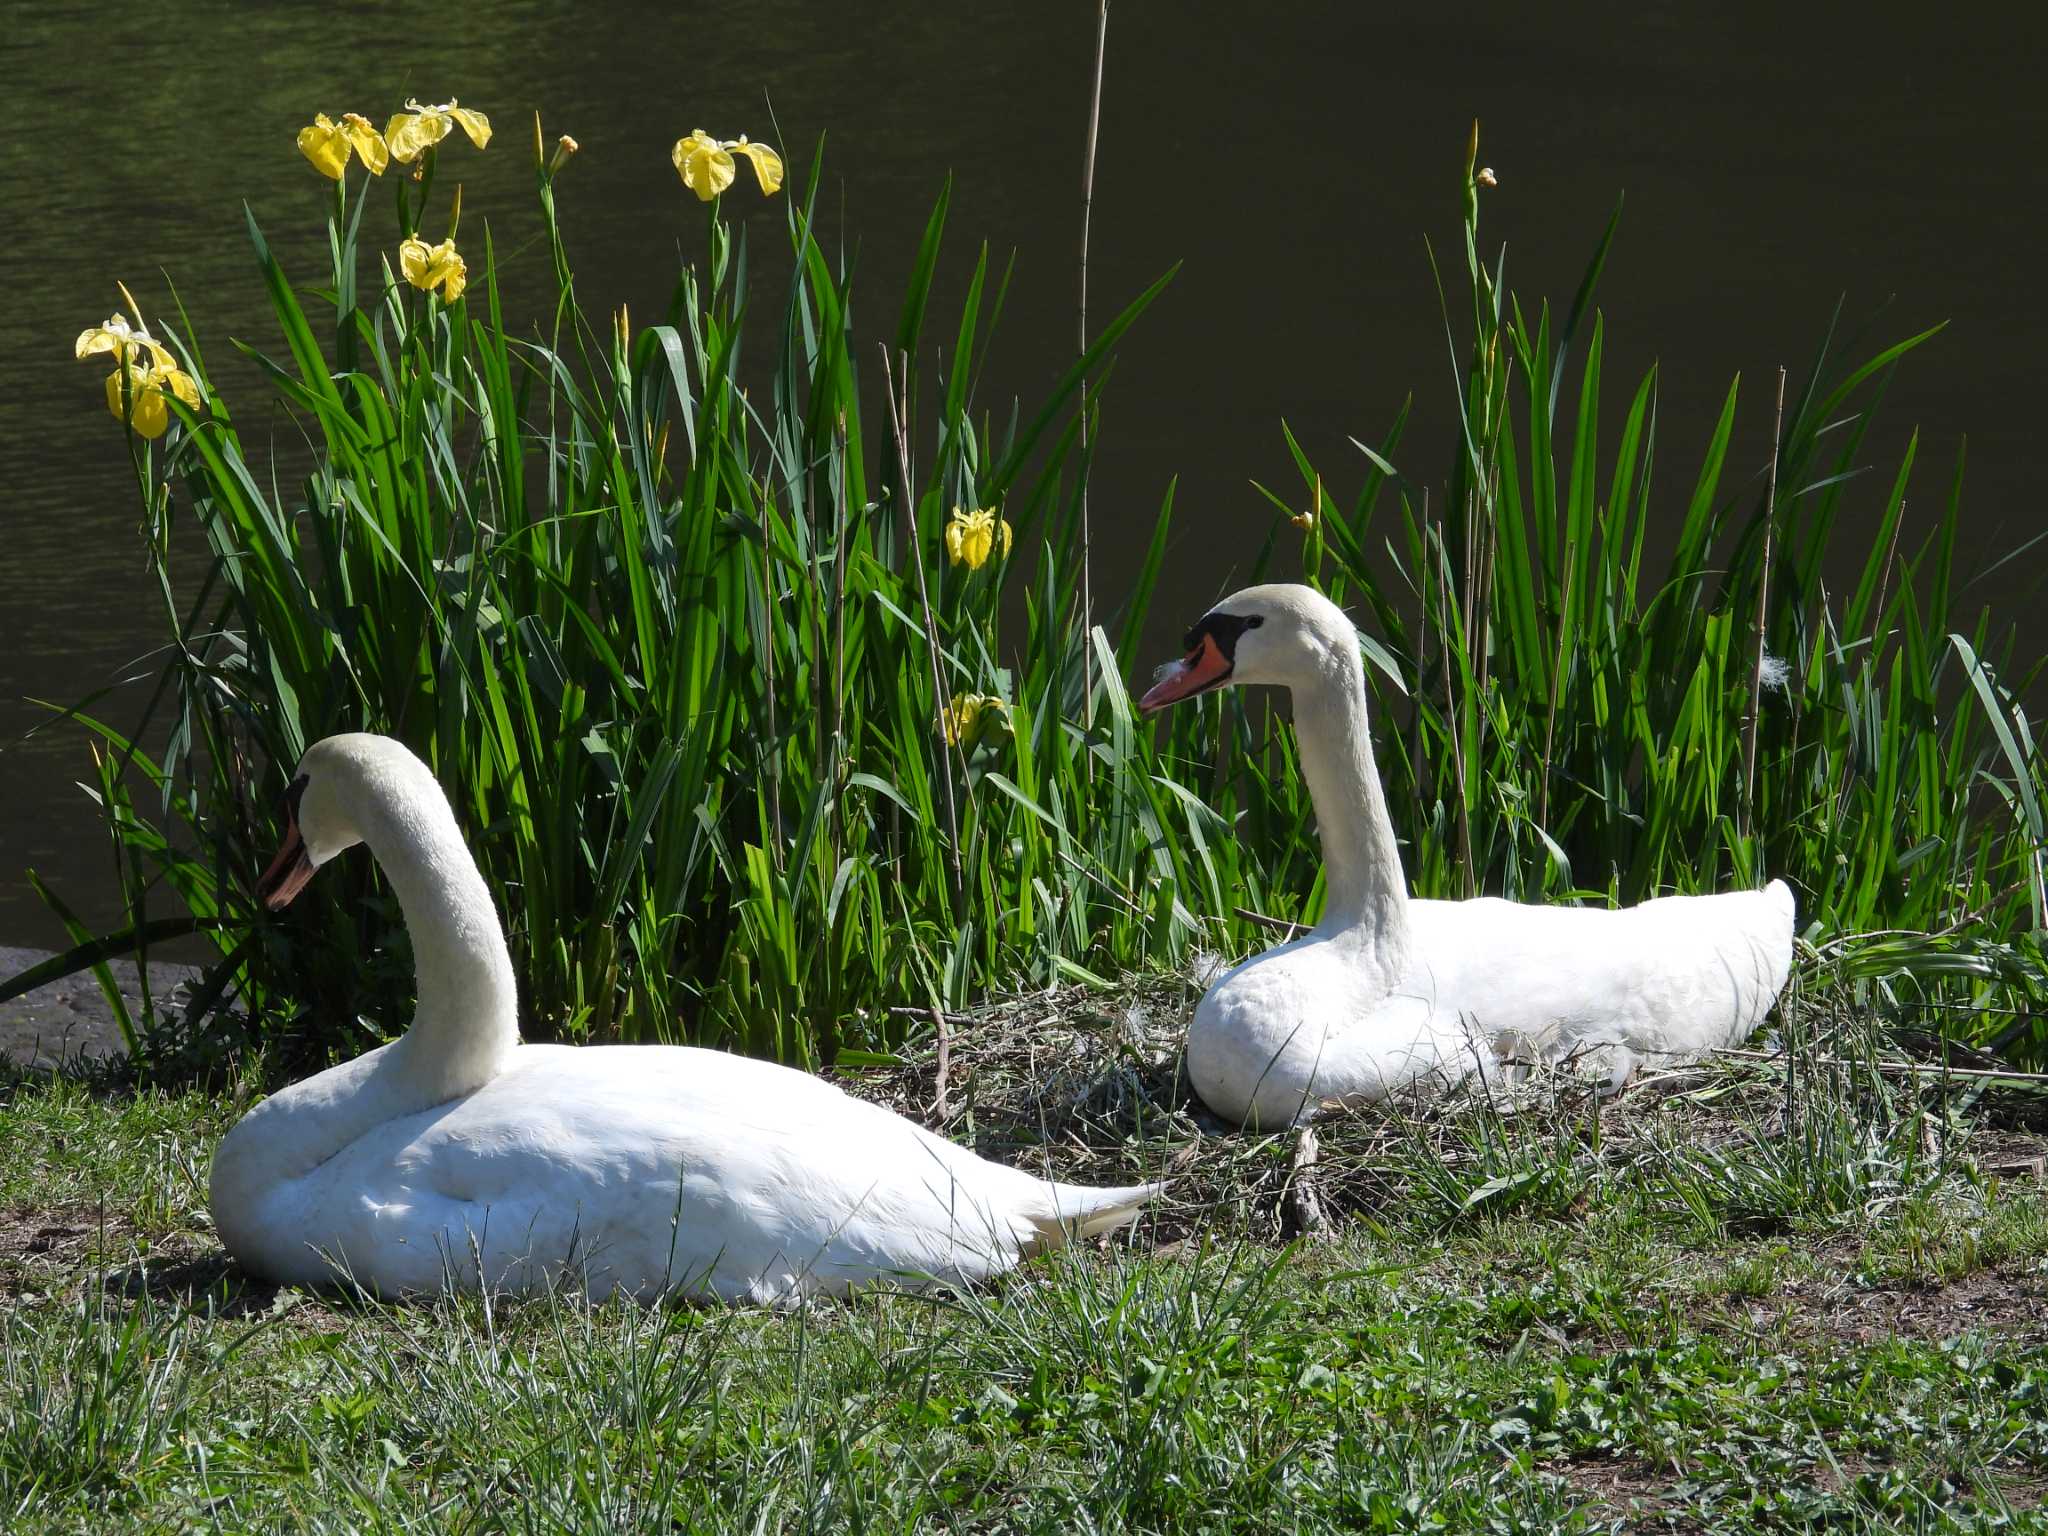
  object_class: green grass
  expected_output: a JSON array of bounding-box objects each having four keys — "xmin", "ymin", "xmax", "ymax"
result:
[
  {"xmin": 13, "ymin": 92, "xmax": 2048, "ymax": 1536},
  {"xmin": 8, "ymin": 116, "xmax": 2044, "ymax": 1074},
  {"xmin": 4, "ymin": 1017, "xmax": 2046, "ymax": 1533}
]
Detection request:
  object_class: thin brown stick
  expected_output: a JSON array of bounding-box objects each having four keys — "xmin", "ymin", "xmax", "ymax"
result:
[
  {"xmin": 1480, "ymin": 347, "xmax": 1510, "ymax": 700},
  {"xmin": 1440, "ymin": 523, "xmax": 1475, "ymax": 897},
  {"xmin": 930, "ymin": 1005, "xmax": 954, "ymax": 1121},
  {"xmin": 822, "ymin": 411, "xmax": 852, "ymax": 911},
  {"xmin": 879, "ymin": 344, "xmax": 963, "ymax": 901},
  {"xmin": 1536, "ymin": 533, "xmax": 1577, "ymax": 838},
  {"xmin": 1743, "ymin": 365, "xmax": 1787, "ymax": 832},
  {"xmin": 1475, "ymin": 456, "xmax": 1500, "ymax": 696},
  {"xmin": 1232, "ymin": 904, "xmax": 1303, "ymax": 940},
  {"xmin": 831, "ymin": 412, "xmax": 850, "ymax": 776},
  {"xmin": 1077, "ymin": 0, "xmax": 1109, "ymax": 755},
  {"xmin": 1411, "ymin": 491, "xmax": 1430, "ymax": 796},
  {"xmin": 1870, "ymin": 496, "xmax": 1905, "ymax": 638},
  {"xmin": 1462, "ymin": 462, "xmax": 1477, "ymax": 641},
  {"xmin": 887, "ymin": 1004, "xmax": 975, "ymax": 1023},
  {"xmin": 759, "ymin": 472, "xmax": 784, "ymax": 865}
]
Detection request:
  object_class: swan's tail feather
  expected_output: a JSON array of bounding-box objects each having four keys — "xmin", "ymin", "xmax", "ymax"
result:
[
  {"xmin": 1023, "ymin": 1180, "xmax": 1163, "ymax": 1251},
  {"xmin": 1763, "ymin": 878, "xmax": 1797, "ymax": 987},
  {"xmin": 1765, "ymin": 878, "xmax": 1795, "ymax": 925},
  {"xmin": 1743, "ymin": 879, "xmax": 1798, "ymax": 1036}
]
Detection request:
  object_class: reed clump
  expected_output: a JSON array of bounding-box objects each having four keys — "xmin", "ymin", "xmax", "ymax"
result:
[{"xmin": 18, "ymin": 114, "xmax": 2045, "ymax": 1073}]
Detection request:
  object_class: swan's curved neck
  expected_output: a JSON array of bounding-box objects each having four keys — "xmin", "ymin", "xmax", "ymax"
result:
[
  {"xmin": 360, "ymin": 786, "xmax": 520, "ymax": 1097},
  {"xmin": 209, "ymin": 769, "xmax": 519, "ymax": 1231},
  {"xmin": 1289, "ymin": 641, "xmax": 1415, "ymax": 982}
]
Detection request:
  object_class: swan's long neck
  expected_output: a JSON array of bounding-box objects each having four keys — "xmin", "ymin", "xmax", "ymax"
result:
[
  {"xmin": 209, "ymin": 763, "xmax": 520, "ymax": 1237},
  {"xmin": 361, "ymin": 783, "xmax": 520, "ymax": 1098},
  {"xmin": 1289, "ymin": 639, "xmax": 1415, "ymax": 986}
]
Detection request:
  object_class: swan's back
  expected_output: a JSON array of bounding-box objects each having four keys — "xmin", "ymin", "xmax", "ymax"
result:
[
  {"xmin": 221, "ymin": 1044, "xmax": 1157, "ymax": 1304},
  {"xmin": 1190, "ymin": 881, "xmax": 1797, "ymax": 1125},
  {"xmin": 1409, "ymin": 879, "xmax": 1796, "ymax": 1065}
]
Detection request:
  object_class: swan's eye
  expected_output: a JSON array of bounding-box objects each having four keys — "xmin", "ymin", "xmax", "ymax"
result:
[{"xmin": 1185, "ymin": 611, "xmax": 1259, "ymax": 658}]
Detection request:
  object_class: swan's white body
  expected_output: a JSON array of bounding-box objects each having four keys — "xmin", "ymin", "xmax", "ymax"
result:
[
  {"xmin": 1141, "ymin": 585, "xmax": 1796, "ymax": 1128},
  {"xmin": 211, "ymin": 735, "xmax": 1156, "ymax": 1303}
]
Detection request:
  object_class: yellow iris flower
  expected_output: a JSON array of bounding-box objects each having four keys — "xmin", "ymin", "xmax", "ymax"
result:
[
  {"xmin": 76, "ymin": 312, "xmax": 175, "ymax": 374},
  {"xmin": 671, "ymin": 130, "xmax": 784, "ymax": 202},
  {"xmin": 399, "ymin": 236, "xmax": 468, "ymax": 303},
  {"xmin": 942, "ymin": 693, "xmax": 1009, "ymax": 748},
  {"xmin": 296, "ymin": 112, "xmax": 389, "ymax": 179},
  {"xmin": 75, "ymin": 308, "xmax": 200, "ymax": 439},
  {"xmin": 385, "ymin": 99, "xmax": 492, "ymax": 164},
  {"xmin": 103, "ymin": 363, "xmax": 201, "ymax": 438},
  {"xmin": 944, "ymin": 507, "xmax": 1012, "ymax": 570}
]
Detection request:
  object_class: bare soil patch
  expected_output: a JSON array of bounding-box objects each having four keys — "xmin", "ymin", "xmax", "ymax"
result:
[
  {"xmin": 1801, "ymin": 1262, "xmax": 2048, "ymax": 1347},
  {"xmin": 1549, "ymin": 1454, "xmax": 1695, "ymax": 1530},
  {"xmin": 0, "ymin": 1202, "xmax": 142, "ymax": 1296}
]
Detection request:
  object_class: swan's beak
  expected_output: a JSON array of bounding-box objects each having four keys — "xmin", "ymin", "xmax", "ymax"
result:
[
  {"xmin": 1138, "ymin": 635, "xmax": 1233, "ymax": 715},
  {"xmin": 257, "ymin": 821, "xmax": 317, "ymax": 910}
]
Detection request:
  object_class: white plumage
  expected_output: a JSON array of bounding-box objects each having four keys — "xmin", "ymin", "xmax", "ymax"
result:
[
  {"xmin": 211, "ymin": 734, "xmax": 1157, "ymax": 1303},
  {"xmin": 1140, "ymin": 584, "xmax": 1796, "ymax": 1128}
]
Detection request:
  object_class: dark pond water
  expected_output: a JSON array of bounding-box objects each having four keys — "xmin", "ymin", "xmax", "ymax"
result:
[{"xmin": 4, "ymin": 1, "xmax": 2043, "ymax": 950}]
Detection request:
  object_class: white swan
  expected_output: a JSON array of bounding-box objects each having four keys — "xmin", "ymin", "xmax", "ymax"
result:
[
  {"xmin": 1139, "ymin": 584, "xmax": 1796, "ymax": 1128},
  {"xmin": 210, "ymin": 734, "xmax": 1158, "ymax": 1304}
]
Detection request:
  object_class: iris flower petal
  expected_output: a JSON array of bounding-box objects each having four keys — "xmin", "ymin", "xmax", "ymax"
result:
[
  {"xmin": 75, "ymin": 318, "xmax": 127, "ymax": 359},
  {"xmin": 944, "ymin": 507, "xmax": 1006, "ymax": 570},
  {"xmin": 942, "ymin": 696, "xmax": 980, "ymax": 746},
  {"xmin": 384, "ymin": 114, "xmax": 421, "ymax": 162},
  {"xmin": 387, "ymin": 101, "xmax": 487, "ymax": 162},
  {"xmin": 942, "ymin": 693, "xmax": 1009, "ymax": 747},
  {"xmin": 386, "ymin": 109, "xmax": 451, "ymax": 163},
  {"xmin": 297, "ymin": 114, "xmax": 350, "ymax": 179},
  {"xmin": 672, "ymin": 131, "xmax": 736, "ymax": 200},
  {"xmin": 729, "ymin": 137, "xmax": 784, "ymax": 195},
  {"xmin": 340, "ymin": 113, "xmax": 389, "ymax": 174},
  {"xmin": 105, "ymin": 365, "xmax": 170, "ymax": 438},
  {"xmin": 399, "ymin": 236, "xmax": 467, "ymax": 303},
  {"xmin": 672, "ymin": 129, "xmax": 716, "ymax": 170},
  {"xmin": 76, "ymin": 313, "xmax": 175, "ymax": 372},
  {"xmin": 435, "ymin": 247, "xmax": 468, "ymax": 302},
  {"xmin": 446, "ymin": 103, "xmax": 492, "ymax": 148},
  {"xmin": 698, "ymin": 147, "xmax": 737, "ymax": 199},
  {"xmin": 672, "ymin": 130, "xmax": 779, "ymax": 200},
  {"xmin": 399, "ymin": 236, "xmax": 433, "ymax": 289}
]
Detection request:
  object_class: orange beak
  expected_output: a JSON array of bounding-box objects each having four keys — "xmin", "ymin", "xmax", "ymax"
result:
[
  {"xmin": 1138, "ymin": 633, "xmax": 1234, "ymax": 716},
  {"xmin": 256, "ymin": 816, "xmax": 317, "ymax": 910}
]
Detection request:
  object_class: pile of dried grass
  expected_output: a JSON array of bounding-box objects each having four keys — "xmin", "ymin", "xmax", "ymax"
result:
[
  {"xmin": 831, "ymin": 972, "xmax": 1575, "ymax": 1248},
  {"xmin": 831, "ymin": 970, "xmax": 2048, "ymax": 1249}
]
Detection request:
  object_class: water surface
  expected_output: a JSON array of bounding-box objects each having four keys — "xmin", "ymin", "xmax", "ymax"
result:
[{"xmin": 3, "ymin": 1, "xmax": 2041, "ymax": 948}]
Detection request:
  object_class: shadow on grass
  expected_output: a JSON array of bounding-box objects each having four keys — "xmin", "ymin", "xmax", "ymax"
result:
[{"xmin": 101, "ymin": 1247, "xmax": 292, "ymax": 1321}]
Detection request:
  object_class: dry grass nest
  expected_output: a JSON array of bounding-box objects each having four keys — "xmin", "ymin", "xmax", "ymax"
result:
[{"xmin": 830, "ymin": 968, "xmax": 2048, "ymax": 1249}]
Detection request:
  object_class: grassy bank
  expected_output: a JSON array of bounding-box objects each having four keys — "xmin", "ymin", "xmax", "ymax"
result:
[
  {"xmin": 4, "ymin": 980, "xmax": 2046, "ymax": 1532},
  {"xmin": 11, "ymin": 112, "xmax": 2042, "ymax": 1074}
]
